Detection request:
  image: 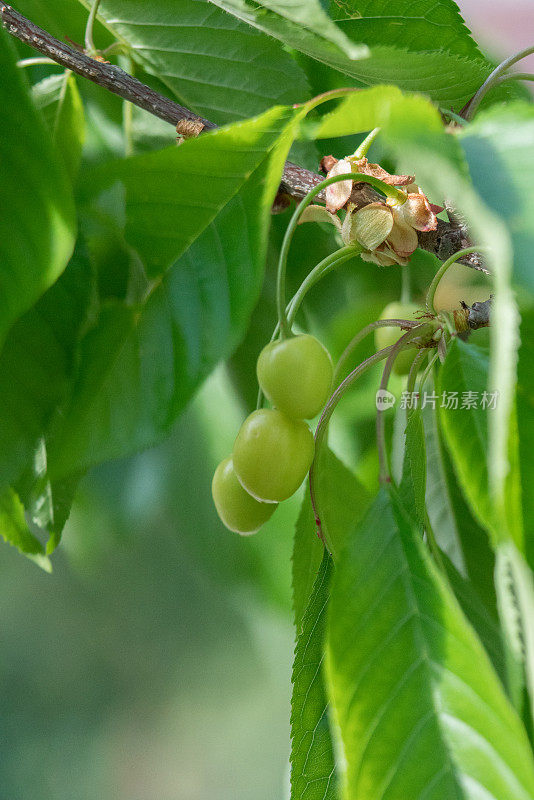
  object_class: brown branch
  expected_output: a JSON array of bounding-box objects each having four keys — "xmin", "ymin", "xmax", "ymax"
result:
[
  {"xmin": 1, "ymin": 4, "xmax": 486, "ymax": 273},
  {"xmin": 1, "ymin": 4, "xmax": 216, "ymax": 131},
  {"xmin": 467, "ymin": 296, "xmax": 492, "ymax": 328}
]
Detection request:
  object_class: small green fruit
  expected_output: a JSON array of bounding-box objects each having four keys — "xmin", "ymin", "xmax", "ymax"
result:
[
  {"xmin": 374, "ymin": 301, "xmax": 421, "ymax": 376},
  {"xmin": 233, "ymin": 409, "xmax": 315, "ymax": 502},
  {"xmin": 257, "ymin": 334, "xmax": 333, "ymax": 419},
  {"xmin": 212, "ymin": 456, "xmax": 277, "ymax": 534}
]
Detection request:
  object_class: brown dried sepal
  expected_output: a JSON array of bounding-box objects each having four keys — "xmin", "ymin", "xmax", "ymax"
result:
[
  {"xmin": 350, "ymin": 157, "xmax": 414, "ymax": 186},
  {"xmin": 319, "ymin": 155, "xmax": 338, "ymax": 174},
  {"xmin": 176, "ymin": 119, "xmax": 205, "ymax": 139}
]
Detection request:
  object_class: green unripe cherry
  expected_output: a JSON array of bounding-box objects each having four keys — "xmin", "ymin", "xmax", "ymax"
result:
[
  {"xmin": 257, "ymin": 334, "xmax": 333, "ymax": 419},
  {"xmin": 233, "ymin": 409, "xmax": 315, "ymax": 502},
  {"xmin": 374, "ymin": 301, "xmax": 421, "ymax": 376},
  {"xmin": 212, "ymin": 456, "xmax": 277, "ymax": 534}
]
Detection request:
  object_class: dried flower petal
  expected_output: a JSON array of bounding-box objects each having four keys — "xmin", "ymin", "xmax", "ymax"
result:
[
  {"xmin": 343, "ymin": 202, "xmax": 393, "ymax": 250},
  {"xmin": 387, "ymin": 213, "xmax": 419, "ymax": 258},
  {"xmin": 395, "ymin": 193, "xmax": 438, "ymax": 232},
  {"xmin": 361, "ymin": 244, "xmax": 404, "ymax": 267},
  {"xmin": 379, "ymin": 243, "xmax": 410, "ymax": 266},
  {"xmin": 299, "ymin": 204, "xmax": 342, "ymax": 231},
  {"xmin": 320, "ymin": 155, "xmax": 338, "ymax": 174},
  {"xmin": 325, "ymin": 159, "xmax": 353, "ymax": 213},
  {"xmin": 350, "ymin": 157, "xmax": 414, "ymax": 186}
]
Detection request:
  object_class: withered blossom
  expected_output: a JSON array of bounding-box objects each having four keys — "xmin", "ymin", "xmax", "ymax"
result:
[{"xmin": 302, "ymin": 155, "xmax": 440, "ymax": 266}]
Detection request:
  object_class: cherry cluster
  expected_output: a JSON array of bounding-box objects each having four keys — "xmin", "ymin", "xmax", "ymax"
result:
[{"xmin": 212, "ymin": 334, "xmax": 333, "ymax": 535}]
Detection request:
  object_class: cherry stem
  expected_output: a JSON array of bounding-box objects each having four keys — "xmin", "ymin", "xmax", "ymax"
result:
[
  {"xmin": 276, "ymin": 172, "xmax": 408, "ymax": 339},
  {"xmin": 418, "ymin": 351, "xmax": 440, "ymax": 397},
  {"xmin": 494, "ymin": 72, "xmax": 534, "ymax": 88},
  {"xmin": 309, "ymin": 346, "xmax": 396, "ymax": 551},
  {"xmin": 377, "ymin": 326, "xmax": 432, "ymax": 485},
  {"xmin": 287, "ymin": 245, "xmax": 362, "ymax": 326},
  {"xmin": 425, "ymin": 246, "xmax": 486, "ymax": 314},
  {"xmin": 464, "ymin": 44, "xmax": 534, "ymax": 120},
  {"xmin": 405, "ymin": 349, "xmax": 429, "ymax": 415},
  {"xmin": 257, "ymin": 245, "xmax": 360, "ymax": 410},
  {"xmin": 353, "ymin": 127, "xmax": 381, "ymax": 159},
  {"xmin": 84, "ymin": 0, "xmax": 102, "ymax": 56},
  {"xmin": 334, "ymin": 318, "xmax": 420, "ymax": 386},
  {"xmin": 439, "ymin": 107, "xmax": 468, "ymax": 127},
  {"xmin": 17, "ymin": 57, "xmax": 59, "ymax": 67},
  {"xmin": 297, "ymin": 86, "xmax": 363, "ymax": 113}
]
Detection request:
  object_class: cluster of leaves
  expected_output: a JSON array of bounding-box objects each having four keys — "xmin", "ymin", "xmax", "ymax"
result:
[{"xmin": 2, "ymin": 0, "xmax": 534, "ymax": 797}]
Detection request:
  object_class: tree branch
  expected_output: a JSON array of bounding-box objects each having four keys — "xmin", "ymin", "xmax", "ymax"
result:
[
  {"xmin": 1, "ymin": 4, "xmax": 486, "ymax": 273},
  {"xmin": 1, "ymin": 4, "xmax": 216, "ymax": 131}
]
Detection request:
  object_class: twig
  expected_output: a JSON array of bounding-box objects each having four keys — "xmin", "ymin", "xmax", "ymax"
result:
[
  {"xmin": 1, "ymin": 5, "xmax": 216, "ymax": 130},
  {"xmin": 1, "ymin": 4, "xmax": 485, "ymax": 272},
  {"xmin": 463, "ymin": 44, "xmax": 534, "ymax": 120},
  {"xmin": 84, "ymin": 0, "xmax": 102, "ymax": 56}
]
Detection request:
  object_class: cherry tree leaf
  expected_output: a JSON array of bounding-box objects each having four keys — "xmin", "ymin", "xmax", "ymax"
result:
[
  {"xmin": 291, "ymin": 552, "xmax": 338, "ymax": 800},
  {"xmin": 459, "ymin": 104, "xmax": 534, "ymax": 294},
  {"xmin": 0, "ymin": 26, "xmax": 76, "ymax": 348},
  {"xmin": 293, "ymin": 449, "xmax": 370, "ymax": 631},
  {"xmin": 437, "ymin": 337, "xmax": 524, "ymax": 556},
  {"xmin": 46, "ymin": 111, "xmax": 297, "ymax": 477},
  {"xmin": 207, "ymin": 0, "xmax": 501, "ymax": 107},
  {"xmin": 33, "ymin": 72, "xmax": 85, "ymax": 180},
  {"xmin": 0, "ymin": 488, "xmax": 51, "ymax": 571},
  {"xmin": 327, "ymin": 0, "xmax": 482, "ymax": 59},
  {"xmin": 109, "ymin": 105, "xmax": 297, "ymax": 275},
  {"xmin": 76, "ymin": 0, "xmax": 311, "ymax": 125},
  {"xmin": 327, "ymin": 488, "xmax": 534, "ymax": 800}
]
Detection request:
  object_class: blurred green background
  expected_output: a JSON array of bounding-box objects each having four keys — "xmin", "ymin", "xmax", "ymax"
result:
[{"xmin": 0, "ymin": 369, "xmax": 299, "ymax": 800}]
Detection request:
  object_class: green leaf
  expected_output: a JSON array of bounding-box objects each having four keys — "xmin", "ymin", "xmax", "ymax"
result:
[
  {"xmin": 327, "ymin": 488, "xmax": 534, "ymax": 800},
  {"xmin": 304, "ymin": 84, "xmax": 445, "ymax": 140},
  {"xmin": 33, "ymin": 72, "xmax": 85, "ymax": 180},
  {"xmin": 293, "ymin": 450, "xmax": 370, "ymax": 631},
  {"xmin": 214, "ymin": 0, "xmax": 366, "ymax": 59},
  {"xmin": 0, "ymin": 488, "xmax": 51, "ymax": 571},
  {"xmin": 437, "ymin": 337, "xmax": 523, "ymax": 553},
  {"xmin": 0, "ymin": 244, "xmax": 94, "ymax": 492},
  {"xmin": 424, "ymin": 406, "xmax": 498, "ymax": 618},
  {"xmin": 15, "ymin": 440, "xmax": 82, "ymax": 554},
  {"xmin": 0, "ymin": 26, "xmax": 76, "ymax": 348},
  {"xmin": 15, "ymin": 0, "xmax": 93, "ymax": 41},
  {"xmin": 327, "ymin": 0, "xmax": 482, "ymax": 59},
  {"xmin": 315, "ymin": 449, "xmax": 371, "ymax": 561},
  {"xmin": 207, "ymin": 1, "xmax": 497, "ymax": 107},
  {"xmin": 293, "ymin": 492, "xmax": 324, "ymax": 635},
  {"xmin": 518, "ymin": 308, "xmax": 534, "ymax": 568},
  {"xmin": 109, "ymin": 104, "xmax": 297, "ymax": 276},
  {"xmin": 495, "ymin": 543, "xmax": 534, "ymax": 733},
  {"xmin": 77, "ymin": 0, "xmax": 311, "ymax": 125},
  {"xmin": 0, "ymin": 243, "xmax": 95, "ymax": 549},
  {"xmin": 381, "ymin": 96, "xmax": 529, "ymax": 731},
  {"xmin": 47, "ymin": 115, "xmax": 294, "ymax": 478},
  {"xmin": 459, "ymin": 103, "xmax": 534, "ymax": 294},
  {"xmin": 399, "ymin": 408, "xmax": 426, "ymax": 526},
  {"xmin": 442, "ymin": 550, "xmax": 506, "ymax": 686},
  {"xmin": 376, "ymin": 93, "xmax": 522, "ymax": 593},
  {"xmin": 291, "ymin": 552, "xmax": 338, "ymax": 800}
]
